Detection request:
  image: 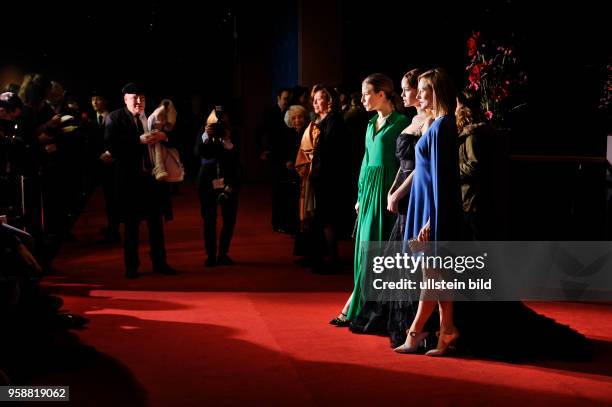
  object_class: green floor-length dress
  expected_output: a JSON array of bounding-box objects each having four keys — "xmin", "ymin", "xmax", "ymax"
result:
[{"xmin": 347, "ymin": 110, "xmax": 409, "ymax": 320}]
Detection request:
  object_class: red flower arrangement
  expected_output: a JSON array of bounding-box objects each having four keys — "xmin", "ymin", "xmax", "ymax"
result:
[{"xmin": 464, "ymin": 31, "xmax": 527, "ymax": 128}]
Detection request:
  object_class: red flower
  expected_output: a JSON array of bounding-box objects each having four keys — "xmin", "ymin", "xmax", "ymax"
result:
[
  {"xmin": 464, "ymin": 31, "xmax": 526, "ymax": 127},
  {"xmin": 467, "ymin": 39, "xmax": 478, "ymax": 57},
  {"xmin": 468, "ymin": 64, "xmax": 481, "ymax": 84},
  {"xmin": 467, "ymin": 31, "xmax": 480, "ymax": 57}
]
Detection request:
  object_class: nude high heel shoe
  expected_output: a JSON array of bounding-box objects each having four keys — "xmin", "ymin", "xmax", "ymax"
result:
[
  {"xmin": 425, "ymin": 329, "xmax": 459, "ymax": 357},
  {"xmin": 393, "ymin": 331, "xmax": 429, "ymax": 354}
]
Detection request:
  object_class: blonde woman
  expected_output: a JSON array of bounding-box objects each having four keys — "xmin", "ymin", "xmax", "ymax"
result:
[
  {"xmin": 394, "ymin": 68, "xmax": 461, "ymax": 356},
  {"xmin": 294, "ymin": 100, "xmax": 322, "ymax": 265}
]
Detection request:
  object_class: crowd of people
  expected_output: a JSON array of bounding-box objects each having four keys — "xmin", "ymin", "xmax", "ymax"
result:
[
  {"xmin": 257, "ymin": 84, "xmax": 367, "ymax": 272},
  {"xmin": 0, "ymin": 66, "xmax": 592, "ymax": 365},
  {"xmin": 0, "ymin": 72, "xmax": 237, "ymax": 382},
  {"xmin": 0, "ymin": 77, "xmax": 95, "ymax": 268},
  {"xmin": 0, "ymin": 72, "xmax": 242, "ymax": 278},
  {"xmin": 301, "ymin": 68, "xmax": 588, "ymax": 360},
  {"xmin": 253, "ymin": 68, "xmax": 591, "ymax": 360}
]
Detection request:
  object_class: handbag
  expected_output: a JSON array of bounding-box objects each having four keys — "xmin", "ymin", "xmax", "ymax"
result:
[
  {"xmin": 150, "ymin": 143, "xmax": 185, "ymax": 182},
  {"xmin": 162, "ymin": 146, "xmax": 185, "ymax": 182}
]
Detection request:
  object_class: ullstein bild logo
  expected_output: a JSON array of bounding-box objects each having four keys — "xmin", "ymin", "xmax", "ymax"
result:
[{"xmin": 372, "ymin": 277, "xmax": 492, "ymax": 291}]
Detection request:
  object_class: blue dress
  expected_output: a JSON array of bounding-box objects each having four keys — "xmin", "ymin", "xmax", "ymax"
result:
[{"xmin": 404, "ymin": 115, "xmax": 461, "ymax": 242}]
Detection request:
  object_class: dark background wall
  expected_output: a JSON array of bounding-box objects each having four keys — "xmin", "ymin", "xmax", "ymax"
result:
[
  {"xmin": 2, "ymin": 1, "xmax": 607, "ymax": 153},
  {"xmin": 1, "ymin": 0, "xmax": 610, "ymax": 238}
]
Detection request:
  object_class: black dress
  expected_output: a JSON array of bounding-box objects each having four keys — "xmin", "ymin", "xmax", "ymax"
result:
[{"xmin": 389, "ymin": 132, "xmax": 418, "ymax": 240}]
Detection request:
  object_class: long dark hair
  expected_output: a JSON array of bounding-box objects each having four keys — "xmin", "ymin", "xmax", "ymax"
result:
[
  {"xmin": 403, "ymin": 68, "xmax": 427, "ymax": 89},
  {"xmin": 363, "ymin": 73, "xmax": 402, "ymax": 110},
  {"xmin": 363, "ymin": 73, "xmax": 394, "ymax": 101},
  {"xmin": 19, "ymin": 73, "xmax": 52, "ymax": 110}
]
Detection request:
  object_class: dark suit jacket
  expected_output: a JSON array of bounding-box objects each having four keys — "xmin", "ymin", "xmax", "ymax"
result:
[
  {"xmin": 256, "ymin": 105, "xmax": 285, "ymax": 155},
  {"xmin": 310, "ymin": 111, "xmax": 352, "ymax": 226},
  {"xmin": 104, "ymin": 107, "xmax": 172, "ymax": 221},
  {"xmin": 310, "ymin": 112, "xmax": 351, "ymax": 194},
  {"xmin": 85, "ymin": 112, "xmax": 107, "ymax": 157}
]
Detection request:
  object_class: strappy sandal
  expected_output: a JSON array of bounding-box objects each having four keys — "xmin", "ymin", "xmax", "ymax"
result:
[{"xmin": 329, "ymin": 312, "xmax": 350, "ymax": 327}]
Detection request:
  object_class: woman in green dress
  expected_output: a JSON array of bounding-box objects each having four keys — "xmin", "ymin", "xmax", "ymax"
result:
[{"xmin": 330, "ymin": 73, "xmax": 409, "ymax": 326}]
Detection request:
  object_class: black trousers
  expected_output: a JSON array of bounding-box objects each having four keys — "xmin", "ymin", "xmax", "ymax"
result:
[
  {"xmin": 197, "ymin": 172, "xmax": 238, "ymax": 258},
  {"xmin": 40, "ymin": 158, "xmax": 69, "ymax": 236},
  {"xmin": 271, "ymin": 177, "xmax": 299, "ymax": 233},
  {"xmin": 22, "ymin": 174, "xmax": 43, "ymax": 253},
  {"xmin": 462, "ymin": 210, "xmax": 493, "ymax": 241},
  {"xmin": 123, "ymin": 213, "xmax": 166, "ymax": 271},
  {"xmin": 99, "ymin": 162, "xmax": 119, "ymax": 235}
]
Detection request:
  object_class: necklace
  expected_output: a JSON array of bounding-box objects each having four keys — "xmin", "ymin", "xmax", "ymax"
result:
[
  {"xmin": 379, "ymin": 110, "xmax": 393, "ymax": 121},
  {"xmin": 376, "ymin": 110, "xmax": 392, "ymax": 132}
]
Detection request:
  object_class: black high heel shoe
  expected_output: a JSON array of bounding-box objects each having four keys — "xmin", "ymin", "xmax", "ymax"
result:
[{"xmin": 329, "ymin": 312, "xmax": 350, "ymax": 327}]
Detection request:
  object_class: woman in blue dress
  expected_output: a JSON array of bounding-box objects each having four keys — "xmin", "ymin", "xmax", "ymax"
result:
[
  {"xmin": 389, "ymin": 70, "xmax": 591, "ymax": 361},
  {"xmin": 394, "ymin": 68, "xmax": 462, "ymax": 356}
]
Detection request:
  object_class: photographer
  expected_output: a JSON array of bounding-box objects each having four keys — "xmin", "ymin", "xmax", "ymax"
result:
[
  {"xmin": 195, "ymin": 106, "xmax": 240, "ymax": 267},
  {"xmin": 0, "ymin": 92, "xmax": 25, "ymax": 204}
]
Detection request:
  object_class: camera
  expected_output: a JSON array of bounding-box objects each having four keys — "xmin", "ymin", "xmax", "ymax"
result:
[
  {"xmin": 0, "ymin": 124, "xmax": 26, "ymax": 176},
  {"xmin": 208, "ymin": 105, "xmax": 227, "ymax": 144},
  {"xmin": 217, "ymin": 190, "xmax": 230, "ymax": 203},
  {"xmin": 217, "ymin": 185, "xmax": 234, "ymax": 204}
]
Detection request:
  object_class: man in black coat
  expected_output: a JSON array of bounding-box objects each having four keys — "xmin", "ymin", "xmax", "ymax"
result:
[
  {"xmin": 104, "ymin": 83, "xmax": 176, "ymax": 278},
  {"xmin": 86, "ymin": 91, "xmax": 120, "ymax": 243},
  {"xmin": 258, "ymin": 88, "xmax": 291, "ymax": 232}
]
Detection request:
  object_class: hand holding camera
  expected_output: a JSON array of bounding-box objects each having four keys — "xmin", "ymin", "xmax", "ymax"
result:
[
  {"xmin": 47, "ymin": 114, "xmax": 62, "ymax": 129},
  {"xmin": 217, "ymin": 185, "xmax": 233, "ymax": 203},
  {"xmin": 206, "ymin": 122, "xmax": 227, "ymax": 144},
  {"xmin": 205, "ymin": 105, "xmax": 231, "ymax": 145}
]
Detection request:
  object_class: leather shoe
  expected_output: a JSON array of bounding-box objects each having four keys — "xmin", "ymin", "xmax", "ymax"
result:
[
  {"xmin": 125, "ymin": 269, "xmax": 140, "ymax": 279},
  {"xmin": 97, "ymin": 234, "xmax": 121, "ymax": 244},
  {"xmin": 217, "ymin": 255, "xmax": 234, "ymax": 266},
  {"xmin": 205, "ymin": 257, "xmax": 217, "ymax": 267},
  {"xmin": 153, "ymin": 264, "xmax": 177, "ymax": 275},
  {"xmin": 55, "ymin": 313, "xmax": 90, "ymax": 329}
]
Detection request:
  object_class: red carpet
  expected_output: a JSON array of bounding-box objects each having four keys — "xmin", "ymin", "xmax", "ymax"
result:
[{"xmin": 32, "ymin": 183, "xmax": 612, "ymax": 406}]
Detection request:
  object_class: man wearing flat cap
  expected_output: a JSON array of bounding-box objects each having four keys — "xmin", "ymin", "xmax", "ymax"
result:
[{"xmin": 104, "ymin": 83, "xmax": 177, "ymax": 278}]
